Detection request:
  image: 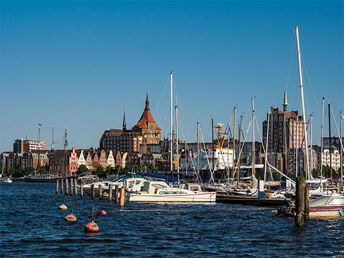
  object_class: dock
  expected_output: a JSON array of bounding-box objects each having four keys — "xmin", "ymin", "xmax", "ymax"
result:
[{"xmin": 216, "ymin": 193, "xmax": 289, "ymax": 207}]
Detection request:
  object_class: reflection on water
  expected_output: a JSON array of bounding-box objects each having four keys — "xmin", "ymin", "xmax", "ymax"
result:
[{"xmin": 1, "ymin": 182, "xmax": 344, "ymax": 256}]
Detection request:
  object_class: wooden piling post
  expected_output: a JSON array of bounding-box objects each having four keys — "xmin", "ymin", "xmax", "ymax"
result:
[
  {"xmin": 61, "ymin": 178, "xmax": 64, "ymax": 194},
  {"xmin": 115, "ymin": 185, "xmax": 119, "ymax": 203},
  {"xmin": 304, "ymin": 183, "xmax": 310, "ymax": 221},
  {"xmin": 56, "ymin": 179, "xmax": 59, "ymax": 194},
  {"xmin": 74, "ymin": 178, "xmax": 78, "ymax": 196},
  {"xmin": 108, "ymin": 184, "xmax": 113, "ymax": 202},
  {"xmin": 120, "ymin": 186, "xmax": 125, "ymax": 208},
  {"xmin": 80, "ymin": 182, "xmax": 84, "ymax": 198},
  {"xmin": 65, "ymin": 178, "xmax": 69, "ymax": 195},
  {"xmin": 70, "ymin": 177, "xmax": 74, "ymax": 196},
  {"xmin": 91, "ymin": 184, "xmax": 95, "ymax": 200},
  {"xmin": 99, "ymin": 184, "xmax": 103, "ymax": 199},
  {"xmin": 295, "ymin": 176, "xmax": 305, "ymax": 227},
  {"xmin": 337, "ymin": 182, "xmax": 340, "ymax": 193}
]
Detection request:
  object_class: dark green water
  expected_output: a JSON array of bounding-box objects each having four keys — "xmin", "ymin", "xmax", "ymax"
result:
[{"xmin": 1, "ymin": 182, "xmax": 343, "ymax": 257}]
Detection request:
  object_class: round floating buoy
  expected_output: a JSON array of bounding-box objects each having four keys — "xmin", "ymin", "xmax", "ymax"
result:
[
  {"xmin": 98, "ymin": 210, "xmax": 107, "ymax": 216},
  {"xmin": 65, "ymin": 214, "xmax": 77, "ymax": 222},
  {"xmin": 84, "ymin": 221, "xmax": 99, "ymax": 233},
  {"xmin": 58, "ymin": 203, "xmax": 67, "ymax": 210}
]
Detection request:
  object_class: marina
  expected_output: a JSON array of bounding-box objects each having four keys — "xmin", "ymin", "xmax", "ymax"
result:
[{"xmin": 1, "ymin": 182, "xmax": 344, "ymax": 256}]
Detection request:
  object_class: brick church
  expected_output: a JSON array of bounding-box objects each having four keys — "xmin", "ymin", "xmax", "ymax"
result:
[{"xmin": 99, "ymin": 94, "xmax": 161, "ymax": 154}]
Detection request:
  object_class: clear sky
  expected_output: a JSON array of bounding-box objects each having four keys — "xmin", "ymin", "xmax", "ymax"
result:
[{"xmin": 1, "ymin": 1, "xmax": 343, "ymax": 152}]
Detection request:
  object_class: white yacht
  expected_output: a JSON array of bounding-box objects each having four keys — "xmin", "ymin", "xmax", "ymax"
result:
[{"xmin": 129, "ymin": 182, "xmax": 216, "ymax": 202}]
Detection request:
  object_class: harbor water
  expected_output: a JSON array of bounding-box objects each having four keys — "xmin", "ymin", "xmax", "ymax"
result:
[{"xmin": 1, "ymin": 182, "xmax": 343, "ymax": 256}]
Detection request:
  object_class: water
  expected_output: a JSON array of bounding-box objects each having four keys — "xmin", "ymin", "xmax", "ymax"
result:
[{"xmin": 1, "ymin": 182, "xmax": 343, "ymax": 257}]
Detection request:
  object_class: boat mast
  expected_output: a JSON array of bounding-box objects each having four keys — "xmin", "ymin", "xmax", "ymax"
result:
[
  {"xmin": 197, "ymin": 122, "xmax": 200, "ymax": 176},
  {"xmin": 175, "ymin": 105, "xmax": 179, "ymax": 175},
  {"xmin": 232, "ymin": 107, "xmax": 237, "ymax": 183},
  {"xmin": 51, "ymin": 125, "xmax": 55, "ymax": 151},
  {"xmin": 340, "ymin": 111, "xmax": 343, "ymax": 191},
  {"xmin": 295, "ymin": 26, "xmax": 310, "ymax": 179},
  {"xmin": 212, "ymin": 118, "xmax": 215, "ymax": 173},
  {"xmin": 328, "ymin": 103, "xmax": 332, "ymax": 180},
  {"xmin": 237, "ymin": 115, "xmax": 243, "ymax": 187},
  {"xmin": 320, "ymin": 97, "xmax": 324, "ymax": 184},
  {"xmin": 264, "ymin": 110, "xmax": 270, "ymax": 182},
  {"xmin": 310, "ymin": 114, "xmax": 313, "ymax": 174},
  {"xmin": 296, "ymin": 116, "xmax": 299, "ymax": 177},
  {"xmin": 170, "ymin": 72, "xmax": 173, "ymax": 172},
  {"xmin": 64, "ymin": 127, "xmax": 68, "ymax": 177},
  {"xmin": 251, "ymin": 98, "xmax": 255, "ymax": 181}
]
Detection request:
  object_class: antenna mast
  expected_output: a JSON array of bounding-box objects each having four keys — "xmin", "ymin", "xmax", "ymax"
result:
[{"xmin": 170, "ymin": 72, "xmax": 173, "ymax": 172}]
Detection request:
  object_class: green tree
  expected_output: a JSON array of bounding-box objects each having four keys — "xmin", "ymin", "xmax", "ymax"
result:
[
  {"xmin": 115, "ymin": 165, "xmax": 122, "ymax": 175},
  {"xmin": 106, "ymin": 166, "xmax": 113, "ymax": 175},
  {"xmin": 12, "ymin": 165, "xmax": 24, "ymax": 178},
  {"xmin": 77, "ymin": 164, "xmax": 88, "ymax": 175},
  {"xmin": 96, "ymin": 166, "xmax": 106, "ymax": 178},
  {"xmin": 24, "ymin": 166, "xmax": 35, "ymax": 175}
]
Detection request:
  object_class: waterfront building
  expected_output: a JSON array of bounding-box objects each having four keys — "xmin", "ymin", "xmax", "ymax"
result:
[
  {"xmin": 107, "ymin": 150, "xmax": 115, "ymax": 168},
  {"xmin": 92, "ymin": 151, "xmax": 100, "ymax": 170},
  {"xmin": 99, "ymin": 149, "xmax": 108, "ymax": 169},
  {"xmin": 68, "ymin": 148, "xmax": 79, "ymax": 175},
  {"xmin": 322, "ymin": 137, "xmax": 344, "ymax": 150},
  {"xmin": 78, "ymin": 150, "xmax": 86, "ymax": 167},
  {"xmin": 99, "ymin": 94, "xmax": 161, "ymax": 155},
  {"xmin": 13, "ymin": 139, "xmax": 46, "ymax": 153},
  {"xmin": 32, "ymin": 151, "xmax": 49, "ymax": 169},
  {"xmin": 115, "ymin": 151, "xmax": 122, "ymax": 167},
  {"xmin": 85, "ymin": 151, "xmax": 93, "ymax": 170},
  {"xmin": 321, "ymin": 149, "xmax": 341, "ymax": 171}
]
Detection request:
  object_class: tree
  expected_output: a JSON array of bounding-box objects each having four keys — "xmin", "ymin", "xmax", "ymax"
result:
[
  {"xmin": 77, "ymin": 164, "xmax": 88, "ymax": 175},
  {"xmin": 24, "ymin": 166, "xmax": 35, "ymax": 175},
  {"xmin": 106, "ymin": 166, "xmax": 113, "ymax": 175},
  {"xmin": 96, "ymin": 166, "xmax": 106, "ymax": 178},
  {"xmin": 115, "ymin": 165, "xmax": 122, "ymax": 175}
]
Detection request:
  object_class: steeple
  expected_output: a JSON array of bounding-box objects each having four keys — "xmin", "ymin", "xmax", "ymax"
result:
[
  {"xmin": 145, "ymin": 92, "xmax": 150, "ymax": 110},
  {"xmin": 123, "ymin": 111, "xmax": 126, "ymax": 131},
  {"xmin": 283, "ymin": 88, "xmax": 288, "ymax": 112}
]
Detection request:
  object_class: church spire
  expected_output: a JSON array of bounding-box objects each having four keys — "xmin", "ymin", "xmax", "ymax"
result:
[
  {"xmin": 145, "ymin": 92, "xmax": 150, "ymax": 110},
  {"xmin": 283, "ymin": 88, "xmax": 288, "ymax": 112},
  {"xmin": 123, "ymin": 111, "xmax": 126, "ymax": 131}
]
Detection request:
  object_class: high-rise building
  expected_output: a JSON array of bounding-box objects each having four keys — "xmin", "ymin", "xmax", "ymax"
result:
[{"xmin": 262, "ymin": 89, "xmax": 306, "ymax": 153}]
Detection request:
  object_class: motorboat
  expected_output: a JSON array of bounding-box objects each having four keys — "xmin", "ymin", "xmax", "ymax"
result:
[
  {"xmin": 0, "ymin": 177, "xmax": 12, "ymax": 183},
  {"xmin": 129, "ymin": 182, "xmax": 216, "ymax": 202},
  {"xmin": 309, "ymin": 193, "xmax": 344, "ymax": 217}
]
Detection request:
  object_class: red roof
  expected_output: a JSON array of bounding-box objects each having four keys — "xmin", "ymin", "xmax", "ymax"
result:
[{"xmin": 133, "ymin": 94, "xmax": 161, "ymax": 130}]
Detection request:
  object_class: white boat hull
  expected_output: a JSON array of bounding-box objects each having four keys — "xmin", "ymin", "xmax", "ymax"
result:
[{"xmin": 129, "ymin": 192, "xmax": 216, "ymax": 202}]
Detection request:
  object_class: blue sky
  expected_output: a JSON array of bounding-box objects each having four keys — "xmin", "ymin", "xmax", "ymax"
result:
[{"xmin": 1, "ymin": 1, "xmax": 343, "ymax": 152}]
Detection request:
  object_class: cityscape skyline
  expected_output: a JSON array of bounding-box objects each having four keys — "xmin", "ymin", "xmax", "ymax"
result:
[{"xmin": 1, "ymin": 1, "xmax": 343, "ymax": 152}]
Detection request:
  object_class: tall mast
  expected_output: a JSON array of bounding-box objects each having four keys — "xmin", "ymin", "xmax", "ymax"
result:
[
  {"xmin": 232, "ymin": 107, "xmax": 237, "ymax": 182},
  {"xmin": 310, "ymin": 114, "xmax": 313, "ymax": 174},
  {"xmin": 197, "ymin": 122, "xmax": 200, "ymax": 175},
  {"xmin": 37, "ymin": 123, "xmax": 41, "ymax": 174},
  {"xmin": 212, "ymin": 118, "xmax": 215, "ymax": 173},
  {"xmin": 340, "ymin": 111, "xmax": 343, "ymax": 191},
  {"xmin": 251, "ymin": 98, "xmax": 255, "ymax": 180},
  {"xmin": 295, "ymin": 26, "xmax": 310, "ymax": 179},
  {"xmin": 320, "ymin": 97, "xmax": 324, "ymax": 183},
  {"xmin": 237, "ymin": 114, "xmax": 243, "ymax": 187},
  {"xmin": 51, "ymin": 125, "xmax": 54, "ymax": 151},
  {"xmin": 328, "ymin": 103, "xmax": 332, "ymax": 180},
  {"xmin": 175, "ymin": 105, "xmax": 179, "ymax": 174},
  {"xmin": 296, "ymin": 116, "xmax": 299, "ymax": 177},
  {"xmin": 64, "ymin": 127, "xmax": 68, "ymax": 177},
  {"xmin": 170, "ymin": 72, "xmax": 173, "ymax": 172},
  {"xmin": 264, "ymin": 110, "xmax": 270, "ymax": 182}
]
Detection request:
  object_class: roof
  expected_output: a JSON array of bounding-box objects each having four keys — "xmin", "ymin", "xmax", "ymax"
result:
[{"xmin": 133, "ymin": 94, "xmax": 161, "ymax": 130}]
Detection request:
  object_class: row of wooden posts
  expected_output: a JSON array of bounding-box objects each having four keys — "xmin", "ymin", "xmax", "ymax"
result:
[{"xmin": 55, "ymin": 178, "xmax": 126, "ymax": 208}]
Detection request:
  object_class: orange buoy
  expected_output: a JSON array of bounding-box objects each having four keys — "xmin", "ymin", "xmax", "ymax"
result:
[
  {"xmin": 59, "ymin": 203, "xmax": 67, "ymax": 210},
  {"xmin": 98, "ymin": 210, "xmax": 107, "ymax": 216},
  {"xmin": 84, "ymin": 221, "xmax": 99, "ymax": 233},
  {"xmin": 65, "ymin": 214, "xmax": 77, "ymax": 222}
]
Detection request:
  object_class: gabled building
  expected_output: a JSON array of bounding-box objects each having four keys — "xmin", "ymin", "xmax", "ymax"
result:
[
  {"xmin": 68, "ymin": 148, "xmax": 79, "ymax": 176},
  {"xmin": 85, "ymin": 151, "xmax": 93, "ymax": 171},
  {"xmin": 78, "ymin": 150, "xmax": 86, "ymax": 167},
  {"xmin": 92, "ymin": 151, "xmax": 100, "ymax": 170},
  {"xmin": 99, "ymin": 149, "xmax": 108, "ymax": 169},
  {"xmin": 107, "ymin": 150, "xmax": 115, "ymax": 168}
]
